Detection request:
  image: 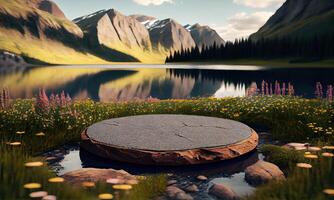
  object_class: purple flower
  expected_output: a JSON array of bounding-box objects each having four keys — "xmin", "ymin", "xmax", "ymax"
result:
[
  {"xmin": 327, "ymin": 85, "xmax": 333, "ymax": 101},
  {"xmin": 36, "ymin": 88, "xmax": 49, "ymax": 111}
]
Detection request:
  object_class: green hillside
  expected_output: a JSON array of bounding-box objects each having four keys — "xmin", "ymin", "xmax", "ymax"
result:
[{"xmin": 251, "ymin": 10, "xmax": 334, "ymax": 40}]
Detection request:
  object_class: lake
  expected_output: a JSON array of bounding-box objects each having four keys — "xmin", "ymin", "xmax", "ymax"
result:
[{"xmin": 1, "ymin": 64, "xmax": 334, "ymax": 100}]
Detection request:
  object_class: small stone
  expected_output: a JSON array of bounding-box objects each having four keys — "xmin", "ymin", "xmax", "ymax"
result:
[
  {"xmin": 283, "ymin": 143, "xmax": 308, "ymax": 150},
  {"xmin": 167, "ymin": 180, "xmax": 178, "ymax": 186},
  {"xmin": 42, "ymin": 195, "xmax": 57, "ymax": 200},
  {"xmin": 45, "ymin": 157, "xmax": 57, "ymax": 161},
  {"xmin": 196, "ymin": 175, "xmax": 208, "ymax": 181},
  {"xmin": 209, "ymin": 184, "xmax": 239, "ymax": 200},
  {"xmin": 308, "ymin": 146, "xmax": 321, "ymax": 152},
  {"xmin": 29, "ymin": 191, "xmax": 48, "ymax": 198},
  {"xmin": 125, "ymin": 179, "xmax": 139, "ymax": 185},
  {"xmin": 175, "ymin": 192, "xmax": 193, "ymax": 200},
  {"xmin": 245, "ymin": 160, "xmax": 285, "ymax": 186},
  {"xmin": 166, "ymin": 186, "xmax": 185, "ymax": 198},
  {"xmin": 106, "ymin": 178, "xmax": 125, "ymax": 184},
  {"xmin": 184, "ymin": 184, "xmax": 199, "ymax": 193},
  {"xmin": 166, "ymin": 186, "xmax": 193, "ymax": 200}
]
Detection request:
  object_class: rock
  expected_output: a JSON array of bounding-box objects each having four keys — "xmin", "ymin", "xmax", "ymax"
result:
[
  {"xmin": 308, "ymin": 146, "xmax": 321, "ymax": 152},
  {"xmin": 209, "ymin": 184, "xmax": 239, "ymax": 200},
  {"xmin": 165, "ymin": 186, "xmax": 193, "ymax": 200},
  {"xmin": 184, "ymin": 184, "xmax": 199, "ymax": 193},
  {"xmin": 81, "ymin": 115, "xmax": 259, "ymax": 166},
  {"xmin": 62, "ymin": 168, "xmax": 137, "ymax": 185},
  {"xmin": 196, "ymin": 175, "xmax": 208, "ymax": 181},
  {"xmin": 283, "ymin": 143, "xmax": 308, "ymax": 151},
  {"xmin": 167, "ymin": 180, "xmax": 178, "ymax": 186},
  {"xmin": 175, "ymin": 192, "xmax": 193, "ymax": 200},
  {"xmin": 245, "ymin": 161, "xmax": 285, "ymax": 186}
]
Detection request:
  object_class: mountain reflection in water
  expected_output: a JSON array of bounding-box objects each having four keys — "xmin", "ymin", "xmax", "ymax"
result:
[{"xmin": 1, "ymin": 65, "xmax": 334, "ymax": 101}]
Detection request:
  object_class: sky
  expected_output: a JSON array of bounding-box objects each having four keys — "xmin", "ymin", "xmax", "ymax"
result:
[{"xmin": 53, "ymin": 0, "xmax": 285, "ymax": 41}]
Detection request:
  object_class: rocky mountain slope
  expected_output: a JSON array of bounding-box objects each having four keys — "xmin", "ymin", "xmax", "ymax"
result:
[
  {"xmin": 251, "ymin": 0, "xmax": 334, "ymax": 40},
  {"xmin": 148, "ymin": 18, "xmax": 196, "ymax": 53},
  {"xmin": 132, "ymin": 15, "xmax": 224, "ymax": 52},
  {"xmin": 31, "ymin": 0, "xmax": 66, "ymax": 18},
  {"xmin": 0, "ymin": 0, "xmax": 108, "ymax": 64},
  {"xmin": 74, "ymin": 9, "xmax": 163, "ymax": 63},
  {"xmin": 186, "ymin": 23, "xmax": 225, "ymax": 48}
]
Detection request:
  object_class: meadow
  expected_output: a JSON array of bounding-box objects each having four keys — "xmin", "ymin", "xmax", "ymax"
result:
[{"xmin": 0, "ymin": 89, "xmax": 334, "ymax": 199}]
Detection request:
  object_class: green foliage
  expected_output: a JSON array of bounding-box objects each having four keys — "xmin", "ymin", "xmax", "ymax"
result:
[
  {"xmin": 0, "ymin": 96, "xmax": 333, "ymax": 199},
  {"xmin": 248, "ymin": 148, "xmax": 334, "ymax": 200},
  {"xmin": 260, "ymin": 144, "xmax": 305, "ymax": 174}
]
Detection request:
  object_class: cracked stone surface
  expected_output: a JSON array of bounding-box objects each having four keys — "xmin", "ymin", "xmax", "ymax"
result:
[
  {"xmin": 86, "ymin": 115, "xmax": 254, "ymax": 151},
  {"xmin": 82, "ymin": 115, "xmax": 258, "ymax": 165}
]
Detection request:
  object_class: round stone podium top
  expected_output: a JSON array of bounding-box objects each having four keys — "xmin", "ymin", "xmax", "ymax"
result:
[{"xmin": 86, "ymin": 115, "xmax": 254, "ymax": 151}]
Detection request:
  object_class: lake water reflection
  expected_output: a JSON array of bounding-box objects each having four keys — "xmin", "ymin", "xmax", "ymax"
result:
[{"xmin": 1, "ymin": 64, "xmax": 334, "ymax": 100}]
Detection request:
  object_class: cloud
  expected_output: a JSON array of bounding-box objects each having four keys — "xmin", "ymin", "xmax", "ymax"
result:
[
  {"xmin": 133, "ymin": 0, "xmax": 173, "ymax": 6},
  {"xmin": 214, "ymin": 11, "xmax": 273, "ymax": 41},
  {"xmin": 233, "ymin": 0, "xmax": 284, "ymax": 8}
]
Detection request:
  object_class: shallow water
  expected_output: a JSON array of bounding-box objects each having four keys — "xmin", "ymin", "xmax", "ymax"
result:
[
  {"xmin": 1, "ymin": 64, "xmax": 334, "ymax": 100},
  {"xmin": 43, "ymin": 131, "xmax": 271, "ymax": 200}
]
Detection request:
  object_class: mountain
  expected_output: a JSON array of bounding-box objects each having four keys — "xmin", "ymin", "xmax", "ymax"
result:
[
  {"xmin": 186, "ymin": 23, "xmax": 225, "ymax": 48},
  {"xmin": 251, "ymin": 0, "xmax": 334, "ymax": 40},
  {"xmin": 149, "ymin": 18, "xmax": 196, "ymax": 53},
  {"xmin": 31, "ymin": 0, "xmax": 66, "ymax": 18},
  {"xmin": 74, "ymin": 9, "xmax": 164, "ymax": 63},
  {"xmin": 0, "ymin": 0, "xmax": 108, "ymax": 64},
  {"xmin": 132, "ymin": 15, "xmax": 197, "ymax": 53}
]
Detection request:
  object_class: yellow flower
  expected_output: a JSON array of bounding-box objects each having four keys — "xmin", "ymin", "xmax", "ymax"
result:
[
  {"xmin": 25, "ymin": 161, "xmax": 44, "ymax": 167},
  {"xmin": 304, "ymin": 154, "xmax": 318, "ymax": 159},
  {"xmin": 112, "ymin": 184, "xmax": 132, "ymax": 190},
  {"xmin": 296, "ymin": 163, "xmax": 312, "ymax": 169},
  {"xmin": 82, "ymin": 182, "xmax": 95, "ymax": 188},
  {"xmin": 35, "ymin": 132, "xmax": 46, "ymax": 136},
  {"xmin": 8, "ymin": 142, "xmax": 21, "ymax": 146},
  {"xmin": 48, "ymin": 177, "xmax": 65, "ymax": 183},
  {"xmin": 98, "ymin": 193, "xmax": 113, "ymax": 200},
  {"xmin": 24, "ymin": 183, "xmax": 42, "ymax": 189},
  {"xmin": 323, "ymin": 189, "xmax": 334, "ymax": 196}
]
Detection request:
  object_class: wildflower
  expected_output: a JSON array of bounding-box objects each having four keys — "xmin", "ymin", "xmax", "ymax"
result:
[
  {"xmin": 8, "ymin": 142, "xmax": 21, "ymax": 146},
  {"xmin": 112, "ymin": 184, "xmax": 132, "ymax": 190},
  {"xmin": 323, "ymin": 189, "xmax": 334, "ymax": 196},
  {"xmin": 35, "ymin": 132, "xmax": 46, "ymax": 137},
  {"xmin": 36, "ymin": 88, "xmax": 50, "ymax": 112},
  {"xmin": 296, "ymin": 163, "xmax": 312, "ymax": 169},
  {"xmin": 82, "ymin": 182, "xmax": 95, "ymax": 188},
  {"xmin": 24, "ymin": 183, "xmax": 42, "ymax": 189},
  {"xmin": 48, "ymin": 177, "xmax": 65, "ymax": 183},
  {"xmin": 29, "ymin": 191, "xmax": 48, "ymax": 198},
  {"xmin": 98, "ymin": 193, "xmax": 113, "ymax": 200},
  {"xmin": 315, "ymin": 82, "xmax": 323, "ymax": 99},
  {"xmin": 25, "ymin": 161, "xmax": 43, "ymax": 167},
  {"xmin": 304, "ymin": 154, "xmax": 318, "ymax": 159}
]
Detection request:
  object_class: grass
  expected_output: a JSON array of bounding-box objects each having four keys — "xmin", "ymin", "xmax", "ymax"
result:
[
  {"xmin": 0, "ymin": 96, "xmax": 333, "ymax": 199},
  {"xmin": 248, "ymin": 147, "xmax": 334, "ymax": 200}
]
